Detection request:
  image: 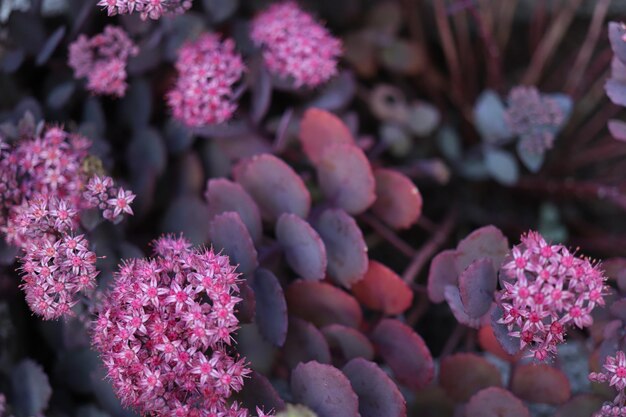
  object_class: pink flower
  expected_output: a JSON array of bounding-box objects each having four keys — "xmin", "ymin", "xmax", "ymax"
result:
[
  {"xmin": 167, "ymin": 33, "xmax": 245, "ymax": 128},
  {"xmin": 590, "ymin": 351, "xmax": 626, "ymax": 416},
  {"xmin": 498, "ymin": 231, "xmax": 606, "ymax": 359},
  {"xmin": 250, "ymin": 1, "xmax": 342, "ymax": 88},
  {"xmin": 92, "ymin": 236, "xmax": 269, "ymax": 417},
  {"xmin": 68, "ymin": 26, "xmax": 138, "ymax": 97},
  {"xmin": 97, "ymin": 0, "xmax": 192, "ymax": 20}
]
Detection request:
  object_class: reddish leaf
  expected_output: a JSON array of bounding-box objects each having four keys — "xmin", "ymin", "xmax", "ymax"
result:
[
  {"xmin": 291, "ymin": 362, "xmax": 360, "ymax": 417},
  {"xmin": 459, "ymin": 258, "xmax": 497, "ymax": 318},
  {"xmin": 250, "ymin": 269, "xmax": 288, "ymax": 347},
  {"xmin": 444, "ymin": 285, "xmax": 481, "ymax": 328},
  {"xmin": 315, "ymin": 209, "xmax": 368, "ymax": 287},
  {"xmin": 286, "ymin": 281, "xmax": 363, "ymax": 328},
  {"xmin": 205, "ymin": 179, "xmax": 263, "ymax": 243},
  {"xmin": 276, "ymin": 214, "xmax": 327, "ymax": 281},
  {"xmin": 490, "ymin": 306, "xmax": 520, "ymax": 355},
  {"xmin": 299, "ymin": 108, "xmax": 355, "ymax": 164},
  {"xmin": 511, "ymin": 364, "xmax": 571, "ymax": 405},
  {"xmin": 478, "ymin": 325, "xmax": 518, "ymax": 362},
  {"xmin": 322, "ymin": 324, "xmax": 375, "ymax": 363},
  {"xmin": 427, "ymin": 249, "xmax": 459, "ymax": 303},
  {"xmin": 555, "ymin": 394, "xmax": 605, "ymax": 417},
  {"xmin": 455, "ymin": 225, "xmax": 509, "ymax": 273},
  {"xmin": 284, "ymin": 318, "xmax": 331, "ymax": 369},
  {"xmin": 342, "ymin": 358, "xmax": 407, "ymax": 417},
  {"xmin": 233, "ymin": 154, "xmax": 311, "ymax": 223},
  {"xmin": 371, "ymin": 169, "xmax": 422, "ymax": 229},
  {"xmin": 316, "ymin": 143, "xmax": 376, "ymax": 215},
  {"xmin": 439, "ymin": 353, "xmax": 502, "ymax": 402},
  {"xmin": 209, "ymin": 212, "xmax": 259, "ymax": 275},
  {"xmin": 465, "ymin": 387, "xmax": 530, "ymax": 417},
  {"xmin": 370, "ymin": 319, "xmax": 434, "ymax": 390},
  {"xmin": 350, "ymin": 260, "xmax": 413, "ymax": 315}
]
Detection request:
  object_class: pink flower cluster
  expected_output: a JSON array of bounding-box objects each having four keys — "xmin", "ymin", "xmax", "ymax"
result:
[
  {"xmin": 68, "ymin": 25, "xmax": 138, "ymax": 97},
  {"xmin": 92, "ymin": 236, "xmax": 269, "ymax": 417},
  {"xmin": 167, "ymin": 34, "xmax": 245, "ymax": 128},
  {"xmin": 250, "ymin": 1, "xmax": 342, "ymax": 88},
  {"xmin": 590, "ymin": 351, "xmax": 626, "ymax": 416},
  {"xmin": 98, "ymin": 0, "xmax": 192, "ymax": 20},
  {"xmin": 0, "ymin": 126, "xmax": 135, "ymax": 320},
  {"xmin": 497, "ymin": 231, "xmax": 606, "ymax": 360},
  {"xmin": 504, "ymin": 86, "xmax": 565, "ymax": 154}
]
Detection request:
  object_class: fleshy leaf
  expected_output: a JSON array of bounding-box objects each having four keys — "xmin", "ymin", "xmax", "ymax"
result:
[
  {"xmin": 465, "ymin": 387, "xmax": 530, "ymax": 417},
  {"xmin": 459, "ymin": 258, "xmax": 497, "ymax": 318},
  {"xmin": 160, "ymin": 195, "xmax": 210, "ymax": 246},
  {"xmin": 276, "ymin": 214, "xmax": 327, "ymax": 281},
  {"xmin": 284, "ymin": 318, "xmax": 331, "ymax": 368},
  {"xmin": 209, "ymin": 212, "xmax": 259, "ymax": 275},
  {"xmin": 370, "ymin": 319, "xmax": 434, "ymax": 390},
  {"xmin": 490, "ymin": 306, "xmax": 521, "ymax": 355},
  {"xmin": 478, "ymin": 324, "xmax": 518, "ymax": 362},
  {"xmin": 342, "ymin": 358, "xmax": 407, "ymax": 417},
  {"xmin": 350, "ymin": 260, "xmax": 413, "ymax": 315},
  {"xmin": 286, "ymin": 281, "xmax": 362, "ymax": 328},
  {"xmin": 608, "ymin": 22, "xmax": 626, "ymax": 65},
  {"xmin": 554, "ymin": 394, "xmax": 606, "ymax": 417},
  {"xmin": 316, "ymin": 143, "xmax": 376, "ymax": 215},
  {"xmin": 238, "ymin": 371, "xmax": 285, "ymax": 414},
  {"xmin": 11, "ymin": 359, "xmax": 52, "ymax": 417},
  {"xmin": 455, "ymin": 225, "xmax": 509, "ymax": 273},
  {"xmin": 291, "ymin": 361, "xmax": 360, "ymax": 417},
  {"xmin": 205, "ymin": 179, "xmax": 263, "ymax": 243},
  {"xmin": 371, "ymin": 168, "xmax": 422, "ymax": 229},
  {"xmin": 234, "ymin": 154, "xmax": 311, "ymax": 223},
  {"xmin": 444, "ymin": 285, "xmax": 481, "ymax": 328},
  {"xmin": 315, "ymin": 209, "xmax": 368, "ymax": 287},
  {"xmin": 321, "ymin": 324, "xmax": 375, "ymax": 363},
  {"xmin": 511, "ymin": 364, "xmax": 571, "ymax": 405},
  {"xmin": 407, "ymin": 101, "xmax": 440, "ymax": 137},
  {"xmin": 484, "ymin": 148, "xmax": 519, "ymax": 185},
  {"xmin": 439, "ymin": 353, "xmax": 502, "ymax": 402},
  {"xmin": 606, "ymin": 78, "xmax": 626, "ymax": 106},
  {"xmin": 427, "ymin": 249, "xmax": 459, "ymax": 303},
  {"xmin": 608, "ymin": 119, "xmax": 626, "ymax": 142},
  {"xmin": 299, "ymin": 108, "xmax": 355, "ymax": 164},
  {"xmin": 250, "ymin": 269, "xmax": 288, "ymax": 347},
  {"xmin": 516, "ymin": 139, "xmax": 545, "ymax": 173},
  {"xmin": 474, "ymin": 90, "xmax": 513, "ymax": 142}
]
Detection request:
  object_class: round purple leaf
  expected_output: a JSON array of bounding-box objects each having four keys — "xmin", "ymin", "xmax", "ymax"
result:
[
  {"xmin": 455, "ymin": 225, "xmax": 509, "ymax": 273},
  {"xmin": 342, "ymin": 358, "xmax": 407, "ymax": 417},
  {"xmin": 322, "ymin": 324, "xmax": 375, "ymax": 363},
  {"xmin": 315, "ymin": 209, "xmax": 368, "ymax": 287},
  {"xmin": 371, "ymin": 168, "xmax": 422, "ymax": 229},
  {"xmin": 284, "ymin": 318, "xmax": 331, "ymax": 369},
  {"xmin": 370, "ymin": 319, "xmax": 434, "ymax": 390},
  {"xmin": 465, "ymin": 387, "xmax": 530, "ymax": 417},
  {"xmin": 609, "ymin": 22, "xmax": 626, "ymax": 65},
  {"xmin": 291, "ymin": 361, "xmax": 360, "ymax": 417},
  {"xmin": 490, "ymin": 305, "xmax": 521, "ymax": 355},
  {"xmin": 511, "ymin": 364, "xmax": 571, "ymax": 405},
  {"xmin": 444, "ymin": 285, "xmax": 481, "ymax": 328},
  {"xmin": 209, "ymin": 212, "xmax": 259, "ymax": 275},
  {"xmin": 250, "ymin": 268, "xmax": 288, "ymax": 347},
  {"xmin": 276, "ymin": 213, "xmax": 327, "ymax": 281},
  {"xmin": 233, "ymin": 153, "xmax": 311, "ymax": 223},
  {"xmin": 238, "ymin": 371, "xmax": 285, "ymax": 414},
  {"xmin": 459, "ymin": 258, "xmax": 497, "ymax": 318},
  {"xmin": 427, "ymin": 249, "xmax": 459, "ymax": 303}
]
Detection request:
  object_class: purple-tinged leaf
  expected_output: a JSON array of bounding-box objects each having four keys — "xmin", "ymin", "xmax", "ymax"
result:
[
  {"xmin": 249, "ymin": 62, "xmax": 272, "ymax": 124},
  {"xmin": 1, "ymin": 48, "xmax": 25, "ymax": 73},
  {"xmin": 439, "ymin": 353, "xmax": 502, "ymax": 402},
  {"xmin": 610, "ymin": 298, "xmax": 626, "ymax": 321},
  {"xmin": 350, "ymin": 260, "xmax": 413, "ymax": 315},
  {"xmin": 371, "ymin": 168, "xmax": 422, "ymax": 229},
  {"xmin": 459, "ymin": 258, "xmax": 497, "ymax": 318},
  {"xmin": 203, "ymin": 0, "xmax": 239, "ymax": 23},
  {"xmin": 284, "ymin": 318, "xmax": 331, "ymax": 369},
  {"xmin": 160, "ymin": 195, "xmax": 210, "ymax": 246},
  {"xmin": 465, "ymin": 387, "xmax": 530, "ymax": 417},
  {"xmin": 322, "ymin": 324, "xmax": 375, "ymax": 363},
  {"xmin": 407, "ymin": 100, "xmax": 440, "ymax": 137},
  {"xmin": 11, "ymin": 359, "xmax": 52, "ymax": 417},
  {"xmin": 238, "ymin": 371, "xmax": 285, "ymax": 413},
  {"xmin": 606, "ymin": 78, "xmax": 626, "ymax": 107},
  {"xmin": 444, "ymin": 285, "xmax": 481, "ymax": 328},
  {"xmin": 484, "ymin": 148, "xmax": 519, "ymax": 185},
  {"xmin": 209, "ymin": 212, "xmax": 259, "ymax": 275},
  {"xmin": 511, "ymin": 364, "xmax": 571, "ymax": 405},
  {"xmin": 315, "ymin": 209, "xmax": 368, "ymax": 287},
  {"xmin": 307, "ymin": 71, "xmax": 356, "ymax": 112},
  {"xmin": 474, "ymin": 90, "xmax": 513, "ymax": 142},
  {"xmin": 46, "ymin": 81, "xmax": 75, "ymax": 110},
  {"xmin": 205, "ymin": 179, "xmax": 263, "ymax": 243},
  {"xmin": 608, "ymin": 119, "xmax": 626, "ymax": 142},
  {"xmin": 237, "ymin": 280, "xmax": 256, "ymax": 324},
  {"xmin": 291, "ymin": 361, "xmax": 360, "ymax": 417},
  {"xmin": 286, "ymin": 281, "xmax": 362, "ymax": 328},
  {"xmin": 455, "ymin": 225, "xmax": 509, "ymax": 273},
  {"xmin": 554, "ymin": 394, "xmax": 606, "ymax": 417},
  {"xmin": 126, "ymin": 127, "xmax": 167, "ymax": 177},
  {"xmin": 609, "ymin": 22, "xmax": 626, "ymax": 65},
  {"xmin": 478, "ymin": 324, "xmax": 519, "ymax": 362},
  {"xmin": 342, "ymin": 358, "xmax": 407, "ymax": 417},
  {"xmin": 427, "ymin": 249, "xmax": 459, "ymax": 303},
  {"xmin": 370, "ymin": 319, "xmax": 434, "ymax": 390},
  {"xmin": 516, "ymin": 139, "xmax": 545, "ymax": 173},
  {"xmin": 316, "ymin": 143, "xmax": 376, "ymax": 214},
  {"xmin": 603, "ymin": 257, "xmax": 626, "ymax": 292},
  {"xmin": 613, "ymin": 56, "xmax": 626, "ymax": 82},
  {"xmin": 276, "ymin": 213, "xmax": 327, "ymax": 281},
  {"xmin": 299, "ymin": 108, "xmax": 355, "ymax": 165},
  {"xmin": 36, "ymin": 26, "xmax": 66, "ymax": 66},
  {"xmin": 490, "ymin": 306, "xmax": 520, "ymax": 355},
  {"xmin": 250, "ymin": 269, "xmax": 288, "ymax": 346},
  {"xmin": 234, "ymin": 154, "xmax": 311, "ymax": 223},
  {"xmin": 0, "ymin": 239, "xmax": 19, "ymax": 266},
  {"xmin": 119, "ymin": 79, "xmax": 152, "ymax": 130}
]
